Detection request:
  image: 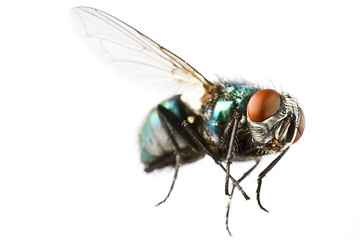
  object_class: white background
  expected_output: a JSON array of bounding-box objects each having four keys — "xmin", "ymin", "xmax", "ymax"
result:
[{"xmin": 1, "ymin": 0, "xmax": 360, "ymax": 239}]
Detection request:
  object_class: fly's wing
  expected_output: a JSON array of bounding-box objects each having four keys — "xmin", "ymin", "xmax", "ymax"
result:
[{"xmin": 72, "ymin": 6, "xmax": 214, "ymax": 91}]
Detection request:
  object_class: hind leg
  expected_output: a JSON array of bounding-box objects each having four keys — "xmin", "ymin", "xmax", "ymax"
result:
[{"xmin": 155, "ymin": 105, "xmax": 201, "ymax": 206}]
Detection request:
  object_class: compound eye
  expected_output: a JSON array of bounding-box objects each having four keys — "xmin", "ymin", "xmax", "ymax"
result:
[
  {"xmin": 247, "ymin": 89, "xmax": 281, "ymax": 122},
  {"xmin": 293, "ymin": 108, "xmax": 305, "ymax": 144}
]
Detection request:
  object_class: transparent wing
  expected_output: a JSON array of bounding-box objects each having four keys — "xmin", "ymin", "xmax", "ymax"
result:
[{"xmin": 72, "ymin": 6, "xmax": 214, "ymax": 90}]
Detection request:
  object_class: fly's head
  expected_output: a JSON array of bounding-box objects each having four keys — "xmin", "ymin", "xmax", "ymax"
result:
[{"xmin": 246, "ymin": 89, "xmax": 305, "ymax": 155}]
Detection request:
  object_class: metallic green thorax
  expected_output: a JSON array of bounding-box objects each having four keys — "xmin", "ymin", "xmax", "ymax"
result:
[{"xmin": 204, "ymin": 82, "xmax": 259, "ymax": 140}]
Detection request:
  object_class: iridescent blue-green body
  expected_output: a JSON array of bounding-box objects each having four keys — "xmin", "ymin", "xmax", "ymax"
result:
[
  {"xmin": 74, "ymin": 6, "xmax": 305, "ymax": 235},
  {"xmin": 139, "ymin": 81, "xmax": 260, "ymax": 172}
]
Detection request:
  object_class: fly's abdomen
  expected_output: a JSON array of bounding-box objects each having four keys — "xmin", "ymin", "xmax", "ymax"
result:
[
  {"xmin": 139, "ymin": 95, "xmax": 202, "ymax": 172},
  {"xmin": 140, "ymin": 108, "xmax": 174, "ymax": 163}
]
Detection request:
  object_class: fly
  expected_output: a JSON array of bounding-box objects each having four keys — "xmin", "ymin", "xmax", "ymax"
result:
[{"xmin": 73, "ymin": 6, "xmax": 305, "ymax": 235}]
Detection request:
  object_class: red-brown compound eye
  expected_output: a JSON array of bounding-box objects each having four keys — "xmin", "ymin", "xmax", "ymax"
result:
[
  {"xmin": 293, "ymin": 108, "xmax": 305, "ymax": 144},
  {"xmin": 247, "ymin": 89, "xmax": 281, "ymax": 122}
]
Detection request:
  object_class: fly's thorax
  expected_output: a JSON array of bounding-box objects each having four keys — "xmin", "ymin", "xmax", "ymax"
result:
[
  {"xmin": 247, "ymin": 92, "xmax": 303, "ymax": 154},
  {"xmin": 200, "ymin": 82, "xmax": 259, "ymax": 144}
]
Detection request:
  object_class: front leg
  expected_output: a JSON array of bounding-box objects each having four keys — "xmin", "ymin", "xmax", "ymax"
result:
[
  {"xmin": 225, "ymin": 160, "xmax": 260, "ymax": 236},
  {"xmin": 256, "ymin": 147, "xmax": 289, "ymax": 212}
]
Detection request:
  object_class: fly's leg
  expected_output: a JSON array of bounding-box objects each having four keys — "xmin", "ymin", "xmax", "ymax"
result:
[
  {"xmin": 155, "ymin": 105, "xmax": 188, "ymax": 206},
  {"xmin": 155, "ymin": 153, "xmax": 181, "ymax": 206},
  {"xmin": 225, "ymin": 160, "xmax": 260, "ymax": 236},
  {"xmin": 256, "ymin": 147, "xmax": 289, "ymax": 212},
  {"xmin": 182, "ymin": 121, "xmax": 250, "ymax": 201},
  {"xmin": 224, "ymin": 111, "xmax": 241, "ymax": 196}
]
